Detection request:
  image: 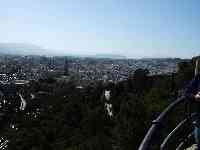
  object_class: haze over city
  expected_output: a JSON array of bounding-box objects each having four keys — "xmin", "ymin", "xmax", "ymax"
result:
[{"xmin": 1, "ymin": 0, "xmax": 200, "ymax": 58}]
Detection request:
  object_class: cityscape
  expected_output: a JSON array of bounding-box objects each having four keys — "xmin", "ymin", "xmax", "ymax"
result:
[
  {"xmin": 1, "ymin": 0, "xmax": 200, "ymax": 149},
  {"xmin": 0, "ymin": 55, "xmax": 181, "ymax": 86}
]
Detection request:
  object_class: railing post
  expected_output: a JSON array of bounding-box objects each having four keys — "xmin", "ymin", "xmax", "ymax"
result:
[{"xmin": 138, "ymin": 97, "xmax": 186, "ymax": 150}]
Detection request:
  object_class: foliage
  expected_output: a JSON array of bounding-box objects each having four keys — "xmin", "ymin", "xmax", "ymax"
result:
[{"xmin": 0, "ymin": 62, "xmax": 195, "ymax": 150}]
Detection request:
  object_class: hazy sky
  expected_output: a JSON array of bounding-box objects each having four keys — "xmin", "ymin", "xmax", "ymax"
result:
[{"xmin": 1, "ymin": 0, "xmax": 200, "ymax": 58}]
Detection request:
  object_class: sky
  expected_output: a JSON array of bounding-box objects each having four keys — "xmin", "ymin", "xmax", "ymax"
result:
[{"xmin": 0, "ymin": 0, "xmax": 200, "ymax": 58}]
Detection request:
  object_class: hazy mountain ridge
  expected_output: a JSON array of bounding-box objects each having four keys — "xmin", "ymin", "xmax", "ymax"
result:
[
  {"xmin": 94, "ymin": 54, "xmax": 127, "ymax": 59},
  {"xmin": 0, "ymin": 43, "xmax": 127, "ymax": 59},
  {"xmin": 0, "ymin": 43, "xmax": 47, "ymax": 55},
  {"xmin": 0, "ymin": 43, "xmax": 185, "ymax": 60}
]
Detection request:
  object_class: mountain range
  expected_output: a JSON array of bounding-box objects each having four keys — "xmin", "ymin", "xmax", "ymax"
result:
[
  {"xmin": 0, "ymin": 43, "xmax": 47, "ymax": 55},
  {"xmin": 0, "ymin": 43, "xmax": 127, "ymax": 59}
]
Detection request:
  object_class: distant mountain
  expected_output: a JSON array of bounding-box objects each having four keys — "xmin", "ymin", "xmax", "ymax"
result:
[
  {"xmin": 0, "ymin": 43, "xmax": 47, "ymax": 55},
  {"xmin": 0, "ymin": 43, "xmax": 127, "ymax": 59},
  {"xmin": 94, "ymin": 54, "xmax": 127, "ymax": 59}
]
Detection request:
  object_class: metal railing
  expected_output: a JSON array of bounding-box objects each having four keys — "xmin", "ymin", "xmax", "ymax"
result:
[{"xmin": 138, "ymin": 96, "xmax": 188, "ymax": 150}]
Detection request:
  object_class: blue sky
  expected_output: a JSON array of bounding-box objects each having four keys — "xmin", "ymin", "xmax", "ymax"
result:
[{"xmin": 0, "ymin": 0, "xmax": 200, "ymax": 58}]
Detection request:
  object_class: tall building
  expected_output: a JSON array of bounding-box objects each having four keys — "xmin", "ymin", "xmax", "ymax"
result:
[
  {"xmin": 64, "ymin": 59, "xmax": 69, "ymax": 75},
  {"xmin": 48, "ymin": 57, "xmax": 55, "ymax": 70}
]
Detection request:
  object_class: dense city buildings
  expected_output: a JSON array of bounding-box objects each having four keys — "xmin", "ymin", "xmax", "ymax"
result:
[{"xmin": 0, "ymin": 55, "xmax": 181, "ymax": 85}]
